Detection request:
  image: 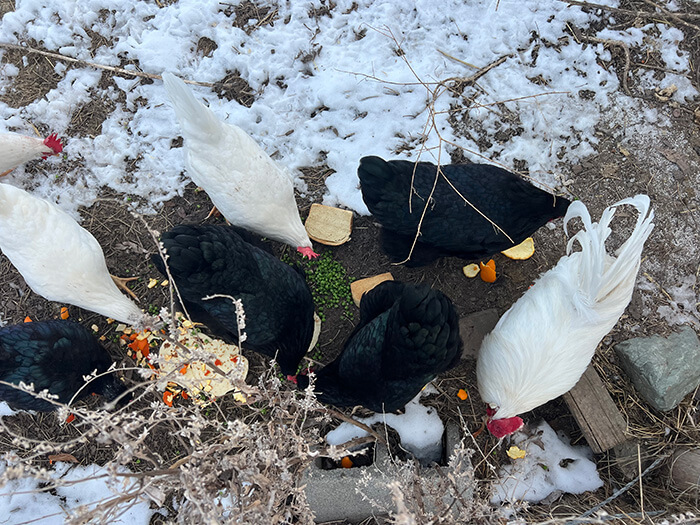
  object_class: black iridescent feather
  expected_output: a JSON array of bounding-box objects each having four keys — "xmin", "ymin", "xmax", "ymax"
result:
[
  {"xmin": 152, "ymin": 224, "xmax": 315, "ymax": 376},
  {"xmin": 298, "ymin": 281, "xmax": 462, "ymax": 413},
  {"xmin": 358, "ymin": 156, "xmax": 570, "ymax": 266},
  {"xmin": 0, "ymin": 320, "xmax": 126, "ymax": 411}
]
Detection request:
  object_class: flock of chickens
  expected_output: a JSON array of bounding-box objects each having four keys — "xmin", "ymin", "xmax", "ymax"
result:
[{"xmin": 0, "ymin": 73, "xmax": 654, "ymax": 441}]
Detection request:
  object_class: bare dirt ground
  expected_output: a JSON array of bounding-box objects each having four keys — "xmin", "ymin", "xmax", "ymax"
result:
[{"xmin": 0, "ymin": 0, "xmax": 699, "ymax": 523}]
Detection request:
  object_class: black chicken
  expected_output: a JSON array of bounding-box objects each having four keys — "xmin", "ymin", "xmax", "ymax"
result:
[
  {"xmin": 152, "ymin": 225, "xmax": 316, "ymax": 377},
  {"xmin": 0, "ymin": 320, "xmax": 127, "ymax": 411},
  {"xmin": 297, "ymin": 281, "xmax": 462, "ymax": 413},
  {"xmin": 358, "ymin": 156, "xmax": 571, "ymax": 266}
]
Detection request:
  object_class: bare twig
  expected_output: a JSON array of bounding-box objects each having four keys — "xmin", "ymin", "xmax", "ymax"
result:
[
  {"xmin": 641, "ymin": 0, "xmax": 700, "ymax": 31},
  {"xmin": 558, "ymin": 0, "xmax": 700, "ymax": 20},
  {"xmin": 0, "ymin": 42, "xmax": 240, "ymax": 88},
  {"xmin": 325, "ymin": 407, "xmax": 388, "ymax": 445},
  {"xmin": 567, "ymin": 24, "xmax": 632, "ymax": 96}
]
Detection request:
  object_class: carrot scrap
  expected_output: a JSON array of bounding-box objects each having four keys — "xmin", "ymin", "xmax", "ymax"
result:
[
  {"xmin": 457, "ymin": 389, "xmax": 468, "ymax": 400},
  {"xmin": 60, "ymin": 307, "xmax": 69, "ymax": 319},
  {"xmin": 24, "ymin": 316, "xmax": 32, "ymax": 323},
  {"xmin": 341, "ymin": 456, "xmax": 353, "ymax": 469},
  {"xmin": 163, "ymin": 391, "xmax": 174, "ymax": 407},
  {"xmin": 179, "ymin": 364, "xmax": 189, "ymax": 374},
  {"xmin": 479, "ymin": 259, "xmax": 497, "ymax": 283},
  {"xmin": 181, "ymin": 391, "xmax": 189, "ymax": 399}
]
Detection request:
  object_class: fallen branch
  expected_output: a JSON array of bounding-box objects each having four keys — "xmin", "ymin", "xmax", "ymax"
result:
[
  {"xmin": 641, "ymin": 0, "xmax": 700, "ymax": 32},
  {"xmin": 558, "ymin": 0, "xmax": 700, "ymax": 21},
  {"xmin": 0, "ymin": 42, "xmax": 239, "ymax": 88}
]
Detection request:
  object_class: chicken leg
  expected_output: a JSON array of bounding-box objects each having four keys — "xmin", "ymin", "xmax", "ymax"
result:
[{"xmin": 110, "ymin": 274, "xmax": 139, "ymax": 301}]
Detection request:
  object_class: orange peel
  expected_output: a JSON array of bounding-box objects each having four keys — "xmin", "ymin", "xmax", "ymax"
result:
[
  {"xmin": 479, "ymin": 259, "xmax": 497, "ymax": 283},
  {"xmin": 501, "ymin": 237, "xmax": 535, "ymax": 260},
  {"xmin": 462, "ymin": 263, "xmax": 480, "ymax": 278}
]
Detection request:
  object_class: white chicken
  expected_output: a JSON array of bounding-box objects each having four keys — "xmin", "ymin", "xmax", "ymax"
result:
[
  {"xmin": 0, "ymin": 132, "xmax": 63, "ymax": 176},
  {"xmin": 477, "ymin": 195, "xmax": 654, "ymax": 438},
  {"xmin": 161, "ymin": 72, "xmax": 318, "ymax": 258},
  {"xmin": 0, "ymin": 182, "xmax": 151, "ymax": 328}
]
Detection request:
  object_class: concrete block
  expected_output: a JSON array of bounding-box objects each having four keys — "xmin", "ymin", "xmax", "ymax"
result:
[{"xmin": 302, "ymin": 421, "xmax": 471, "ymax": 523}]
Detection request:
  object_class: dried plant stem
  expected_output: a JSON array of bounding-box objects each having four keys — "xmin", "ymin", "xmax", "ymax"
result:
[
  {"xmin": 371, "ymin": 27, "xmax": 518, "ymax": 264},
  {"xmin": 325, "ymin": 407, "xmax": 387, "ymax": 445}
]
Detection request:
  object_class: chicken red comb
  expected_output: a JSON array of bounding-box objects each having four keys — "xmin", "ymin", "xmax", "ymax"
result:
[{"xmin": 42, "ymin": 133, "xmax": 63, "ymax": 158}]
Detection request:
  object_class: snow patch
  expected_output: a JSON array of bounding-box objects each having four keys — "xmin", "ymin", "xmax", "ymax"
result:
[
  {"xmin": 326, "ymin": 385, "xmax": 444, "ymax": 464},
  {"xmin": 491, "ymin": 421, "xmax": 603, "ymax": 504}
]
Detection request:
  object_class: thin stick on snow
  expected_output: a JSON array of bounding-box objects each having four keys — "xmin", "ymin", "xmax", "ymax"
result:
[{"xmin": 0, "ymin": 42, "xmax": 241, "ymax": 88}]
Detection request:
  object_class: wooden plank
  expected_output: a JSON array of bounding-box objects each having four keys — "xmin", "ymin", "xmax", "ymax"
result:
[{"xmin": 563, "ymin": 365, "xmax": 628, "ymax": 454}]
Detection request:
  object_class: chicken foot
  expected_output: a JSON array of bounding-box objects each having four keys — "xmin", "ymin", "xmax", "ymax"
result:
[{"xmin": 111, "ymin": 274, "xmax": 139, "ymax": 301}]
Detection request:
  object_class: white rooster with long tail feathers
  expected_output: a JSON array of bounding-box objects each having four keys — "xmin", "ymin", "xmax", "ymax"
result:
[
  {"xmin": 477, "ymin": 195, "xmax": 654, "ymax": 438},
  {"xmin": 161, "ymin": 72, "xmax": 318, "ymax": 259},
  {"xmin": 0, "ymin": 183, "xmax": 152, "ymax": 328}
]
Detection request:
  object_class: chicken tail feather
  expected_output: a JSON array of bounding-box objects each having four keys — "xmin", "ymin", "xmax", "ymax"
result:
[
  {"xmin": 162, "ymin": 72, "xmax": 222, "ymax": 140},
  {"xmin": 564, "ymin": 194, "xmax": 654, "ymax": 310}
]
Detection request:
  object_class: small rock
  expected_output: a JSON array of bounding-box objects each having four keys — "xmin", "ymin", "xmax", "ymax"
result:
[
  {"xmin": 669, "ymin": 448, "xmax": 700, "ymax": 495},
  {"xmin": 614, "ymin": 327, "xmax": 700, "ymax": 411},
  {"xmin": 459, "ymin": 309, "xmax": 500, "ymax": 359}
]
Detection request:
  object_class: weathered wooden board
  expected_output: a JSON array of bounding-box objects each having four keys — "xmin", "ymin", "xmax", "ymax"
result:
[{"xmin": 563, "ymin": 365, "xmax": 628, "ymax": 454}]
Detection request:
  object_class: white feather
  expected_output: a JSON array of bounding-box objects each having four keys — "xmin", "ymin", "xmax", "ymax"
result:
[
  {"xmin": 0, "ymin": 134, "xmax": 54, "ymax": 173},
  {"xmin": 161, "ymin": 73, "xmax": 312, "ymax": 250},
  {"xmin": 0, "ymin": 183, "xmax": 146, "ymax": 326},
  {"xmin": 477, "ymin": 195, "xmax": 654, "ymax": 420}
]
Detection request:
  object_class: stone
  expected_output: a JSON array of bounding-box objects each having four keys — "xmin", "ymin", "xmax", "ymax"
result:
[
  {"xmin": 669, "ymin": 448, "xmax": 700, "ymax": 495},
  {"xmin": 614, "ymin": 326, "xmax": 700, "ymax": 411},
  {"xmin": 459, "ymin": 309, "xmax": 500, "ymax": 359}
]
